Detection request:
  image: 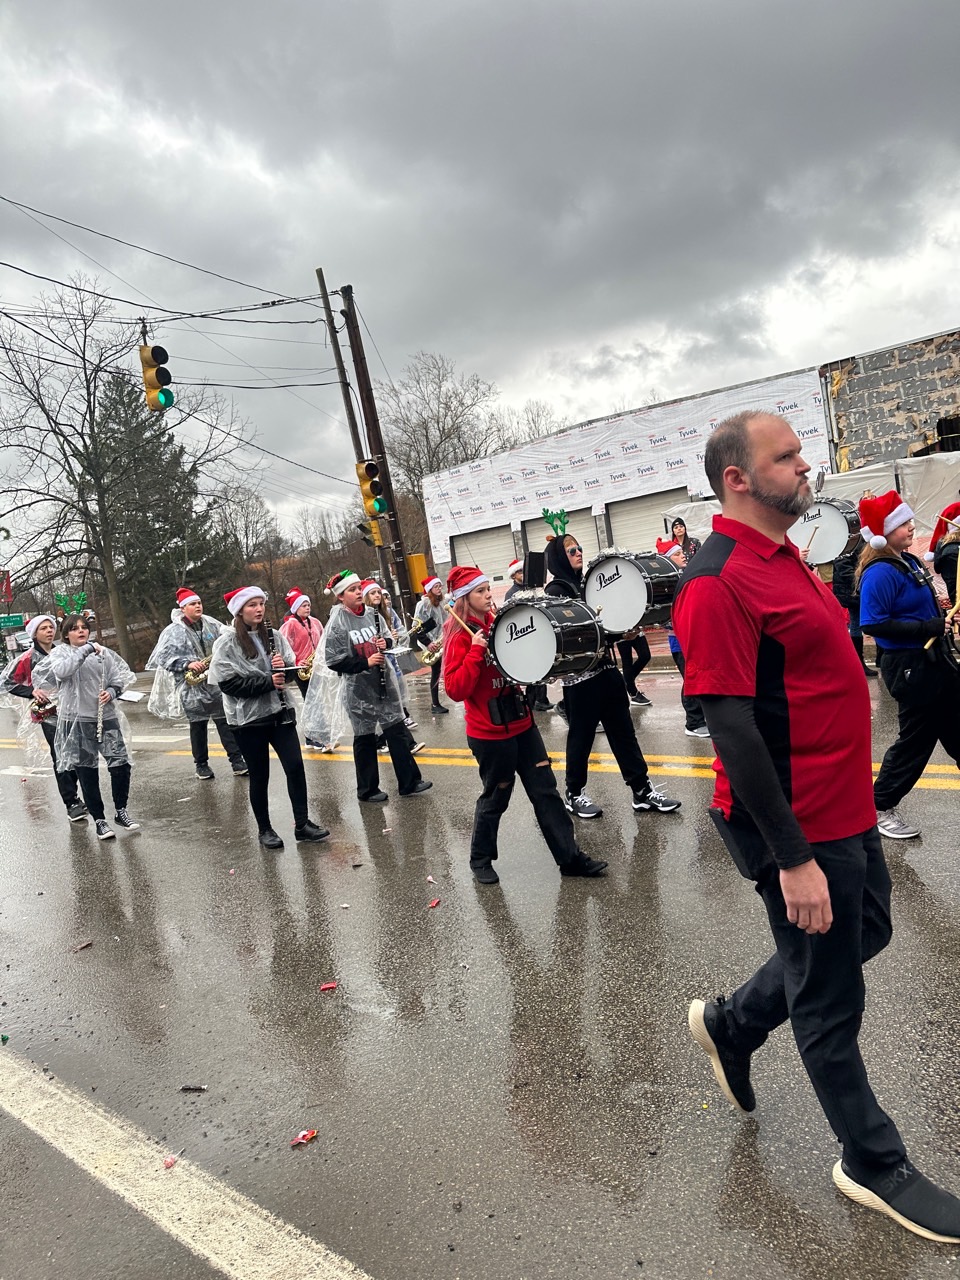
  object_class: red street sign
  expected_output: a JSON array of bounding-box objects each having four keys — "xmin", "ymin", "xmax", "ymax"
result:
[{"xmin": 0, "ymin": 571, "xmax": 12, "ymax": 604}]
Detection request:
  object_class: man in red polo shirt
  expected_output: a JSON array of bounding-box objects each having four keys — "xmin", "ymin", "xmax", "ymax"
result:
[{"xmin": 673, "ymin": 410, "xmax": 960, "ymax": 1243}]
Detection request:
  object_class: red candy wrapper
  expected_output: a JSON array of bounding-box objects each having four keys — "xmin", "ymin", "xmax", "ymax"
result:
[
  {"xmin": 428, "ymin": 898, "xmax": 441, "ymax": 909},
  {"xmin": 319, "ymin": 981, "xmax": 338, "ymax": 992},
  {"xmin": 290, "ymin": 1129, "xmax": 318, "ymax": 1147}
]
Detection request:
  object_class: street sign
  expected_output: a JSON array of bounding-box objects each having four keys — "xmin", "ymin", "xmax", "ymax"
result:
[{"xmin": 0, "ymin": 613, "xmax": 25, "ymax": 630}]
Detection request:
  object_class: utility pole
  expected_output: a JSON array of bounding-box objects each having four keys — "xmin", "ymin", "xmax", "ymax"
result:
[{"xmin": 339, "ymin": 285, "xmax": 415, "ymax": 616}]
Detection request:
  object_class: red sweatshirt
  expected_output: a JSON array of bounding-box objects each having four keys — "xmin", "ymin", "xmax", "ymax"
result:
[{"xmin": 442, "ymin": 612, "xmax": 533, "ymax": 740}]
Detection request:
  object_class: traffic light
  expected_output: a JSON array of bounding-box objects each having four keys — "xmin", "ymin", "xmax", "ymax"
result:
[
  {"xmin": 355, "ymin": 459, "xmax": 388, "ymax": 517},
  {"xmin": 139, "ymin": 344, "xmax": 175, "ymax": 411},
  {"xmin": 357, "ymin": 519, "xmax": 384, "ymax": 548}
]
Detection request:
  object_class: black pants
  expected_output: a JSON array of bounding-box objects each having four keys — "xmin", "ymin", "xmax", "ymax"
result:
[
  {"xmin": 40, "ymin": 717, "xmax": 79, "ymax": 808},
  {"xmin": 564, "ymin": 665, "xmax": 649, "ymax": 796},
  {"xmin": 354, "ymin": 719, "xmax": 421, "ymax": 799},
  {"xmin": 617, "ymin": 634, "xmax": 652, "ymax": 694},
  {"xmin": 672, "ymin": 650, "xmax": 706, "ymax": 731},
  {"xmin": 711, "ymin": 826, "xmax": 906, "ymax": 1179},
  {"xmin": 189, "ymin": 718, "xmax": 245, "ymax": 769},
  {"xmin": 294, "ymin": 673, "xmax": 311, "ymax": 700},
  {"xmin": 232, "ymin": 719, "xmax": 308, "ymax": 833},
  {"xmin": 873, "ymin": 649, "xmax": 960, "ymax": 810},
  {"xmin": 76, "ymin": 762, "xmax": 131, "ymax": 821},
  {"xmin": 430, "ymin": 663, "xmax": 442, "ymax": 706},
  {"xmin": 467, "ymin": 724, "xmax": 579, "ymax": 868}
]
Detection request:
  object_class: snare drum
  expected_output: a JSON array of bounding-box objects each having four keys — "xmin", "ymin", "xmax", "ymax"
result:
[
  {"xmin": 487, "ymin": 595, "xmax": 602, "ymax": 684},
  {"xmin": 582, "ymin": 550, "xmax": 681, "ymax": 634},
  {"xmin": 789, "ymin": 499, "xmax": 861, "ymax": 565}
]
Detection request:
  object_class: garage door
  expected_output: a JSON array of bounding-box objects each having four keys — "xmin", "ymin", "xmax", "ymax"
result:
[
  {"xmin": 608, "ymin": 487, "xmax": 689, "ymax": 552},
  {"xmin": 523, "ymin": 507, "xmax": 600, "ymax": 563},
  {"xmin": 451, "ymin": 524, "xmax": 518, "ymax": 583}
]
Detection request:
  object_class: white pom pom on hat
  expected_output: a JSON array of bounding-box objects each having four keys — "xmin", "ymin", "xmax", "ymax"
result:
[{"xmin": 868, "ymin": 534, "xmax": 888, "ymax": 550}]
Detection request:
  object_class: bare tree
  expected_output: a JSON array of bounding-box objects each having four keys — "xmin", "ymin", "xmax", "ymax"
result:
[{"xmin": 0, "ymin": 278, "xmax": 247, "ymax": 661}]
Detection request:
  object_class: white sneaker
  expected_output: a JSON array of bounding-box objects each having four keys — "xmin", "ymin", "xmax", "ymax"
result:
[
  {"xmin": 410, "ymin": 742, "xmax": 426, "ymax": 755},
  {"xmin": 876, "ymin": 808, "xmax": 920, "ymax": 839},
  {"xmin": 685, "ymin": 726, "xmax": 710, "ymax": 738}
]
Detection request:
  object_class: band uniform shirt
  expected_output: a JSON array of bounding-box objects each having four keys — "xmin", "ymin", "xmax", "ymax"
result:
[
  {"xmin": 859, "ymin": 558, "xmax": 938, "ymax": 651},
  {"xmin": 672, "ymin": 514, "xmax": 876, "ymax": 845}
]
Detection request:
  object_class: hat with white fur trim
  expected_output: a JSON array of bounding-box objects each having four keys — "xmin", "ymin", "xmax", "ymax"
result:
[{"xmin": 858, "ymin": 491, "xmax": 914, "ymax": 550}]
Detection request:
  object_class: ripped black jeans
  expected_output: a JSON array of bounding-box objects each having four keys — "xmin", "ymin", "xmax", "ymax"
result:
[{"xmin": 466, "ymin": 724, "xmax": 579, "ymax": 869}]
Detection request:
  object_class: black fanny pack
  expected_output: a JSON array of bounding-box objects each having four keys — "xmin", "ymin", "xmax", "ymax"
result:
[{"xmin": 488, "ymin": 685, "xmax": 528, "ymax": 727}]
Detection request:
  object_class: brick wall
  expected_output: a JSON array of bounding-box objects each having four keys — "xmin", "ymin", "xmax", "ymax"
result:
[{"xmin": 822, "ymin": 328, "xmax": 960, "ymax": 469}]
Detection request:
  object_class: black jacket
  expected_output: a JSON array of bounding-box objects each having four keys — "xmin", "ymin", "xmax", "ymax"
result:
[{"xmin": 544, "ymin": 536, "xmax": 581, "ymax": 599}]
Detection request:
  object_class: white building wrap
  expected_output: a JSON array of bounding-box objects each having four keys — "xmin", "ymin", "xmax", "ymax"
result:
[{"xmin": 422, "ymin": 368, "xmax": 831, "ymax": 561}]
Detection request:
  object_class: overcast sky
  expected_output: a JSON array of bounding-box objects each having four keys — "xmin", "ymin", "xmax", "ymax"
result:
[{"xmin": 2, "ymin": 0, "xmax": 959, "ymax": 527}]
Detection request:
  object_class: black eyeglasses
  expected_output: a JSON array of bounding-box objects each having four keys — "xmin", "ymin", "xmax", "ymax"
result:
[{"xmin": 566, "ymin": 545, "xmax": 583, "ymax": 554}]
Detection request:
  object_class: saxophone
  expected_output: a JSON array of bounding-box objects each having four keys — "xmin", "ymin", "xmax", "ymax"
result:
[
  {"xmin": 183, "ymin": 658, "xmax": 211, "ymax": 686},
  {"xmin": 408, "ymin": 616, "xmax": 443, "ymax": 666},
  {"xmin": 297, "ymin": 655, "xmax": 314, "ymax": 682}
]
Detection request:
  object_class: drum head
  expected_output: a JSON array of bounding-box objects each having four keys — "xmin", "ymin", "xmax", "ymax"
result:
[
  {"xmin": 789, "ymin": 500, "xmax": 860, "ymax": 565},
  {"xmin": 583, "ymin": 554, "xmax": 650, "ymax": 632},
  {"xmin": 489, "ymin": 602, "xmax": 560, "ymax": 683}
]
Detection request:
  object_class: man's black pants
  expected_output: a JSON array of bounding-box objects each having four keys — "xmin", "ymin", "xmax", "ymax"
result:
[
  {"xmin": 564, "ymin": 665, "xmax": 649, "ymax": 796},
  {"xmin": 617, "ymin": 633, "xmax": 651, "ymax": 695},
  {"xmin": 671, "ymin": 651, "xmax": 707, "ymax": 731},
  {"xmin": 189, "ymin": 718, "xmax": 245, "ymax": 769},
  {"xmin": 76, "ymin": 763, "xmax": 131, "ymax": 821},
  {"xmin": 354, "ymin": 719, "xmax": 421, "ymax": 799},
  {"xmin": 711, "ymin": 826, "xmax": 907, "ymax": 1178},
  {"xmin": 40, "ymin": 716, "xmax": 79, "ymax": 808},
  {"xmin": 232, "ymin": 719, "xmax": 308, "ymax": 833},
  {"xmin": 874, "ymin": 649, "xmax": 960, "ymax": 810},
  {"xmin": 467, "ymin": 723, "xmax": 578, "ymax": 868}
]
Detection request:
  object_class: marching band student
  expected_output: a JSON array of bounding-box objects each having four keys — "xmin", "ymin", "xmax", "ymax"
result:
[
  {"xmin": 656, "ymin": 538, "xmax": 709, "ymax": 737},
  {"xmin": 208, "ymin": 587, "xmax": 330, "ymax": 850},
  {"xmin": 381, "ymin": 588, "xmax": 419, "ymax": 729},
  {"xmin": 323, "ymin": 570, "xmax": 432, "ymax": 803},
  {"xmin": 361, "ymin": 580, "xmax": 424, "ymax": 755},
  {"xmin": 279, "ymin": 587, "xmax": 324, "ymax": 700},
  {"xmin": 146, "ymin": 587, "xmax": 248, "ymax": 779},
  {"xmin": 43, "ymin": 614, "xmax": 138, "ymax": 840},
  {"xmin": 441, "ymin": 565, "xmax": 607, "ymax": 884},
  {"xmin": 544, "ymin": 532, "xmax": 681, "ymax": 820},
  {"xmin": 1, "ymin": 614, "xmax": 85, "ymax": 821},
  {"xmin": 857, "ymin": 491, "xmax": 960, "ymax": 841},
  {"xmin": 414, "ymin": 575, "xmax": 448, "ymax": 713}
]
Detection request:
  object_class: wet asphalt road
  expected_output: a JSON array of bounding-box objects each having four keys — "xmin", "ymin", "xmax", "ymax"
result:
[{"xmin": 2, "ymin": 669, "xmax": 960, "ymax": 1280}]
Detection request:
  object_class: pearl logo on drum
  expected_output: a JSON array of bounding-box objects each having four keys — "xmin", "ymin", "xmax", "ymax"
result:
[
  {"xmin": 595, "ymin": 565, "xmax": 622, "ymax": 590},
  {"xmin": 505, "ymin": 617, "xmax": 537, "ymax": 643}
]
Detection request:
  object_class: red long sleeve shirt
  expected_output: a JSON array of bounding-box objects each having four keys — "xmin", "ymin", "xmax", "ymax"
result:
[{"xmin": 442, "ymin": 613, "xmax": 533, "ymax": 740}]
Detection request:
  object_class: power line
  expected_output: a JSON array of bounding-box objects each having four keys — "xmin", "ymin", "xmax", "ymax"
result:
[{"xmin": 0, "ymin": 192, "xmax": 320, "ymax": 302}]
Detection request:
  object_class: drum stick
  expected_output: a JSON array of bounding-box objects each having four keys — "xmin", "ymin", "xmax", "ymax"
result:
[
  {"xmin": 924, "ymin": 600, "xmax": 960, "ymax": 650},
  {"xmin": 805, "ymin": 525, "xmax": 819, "ymax": 551},
  {"xmin": 445, "ymin": 604, "xmax": 477, "ymax": 636}
]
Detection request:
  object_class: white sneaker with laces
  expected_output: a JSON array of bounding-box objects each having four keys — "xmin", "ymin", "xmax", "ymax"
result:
[
  {"xmin": 633, "ymin": 785, "xmax": 682, "ymax": 813},
  {"xmin": 685, "ymin": 726, "xmax": 710, "ymax": 738},
  {"xmin": 877, "ymin": 808, "xmax": 920, "ymax": 839}
]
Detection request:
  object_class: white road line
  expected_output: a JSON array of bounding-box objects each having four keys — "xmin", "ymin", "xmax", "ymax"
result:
[{"xmin": 0, "ymin": 1051, "xmax": 375, "ymax": 1280}]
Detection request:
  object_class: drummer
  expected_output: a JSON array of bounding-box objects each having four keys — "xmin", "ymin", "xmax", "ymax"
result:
[{"xmin": 544, "ymin": 529, "xmax": 681, "ymax": 820}]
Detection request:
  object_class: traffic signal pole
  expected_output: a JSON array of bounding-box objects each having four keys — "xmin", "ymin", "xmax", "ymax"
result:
[{"xmin": 339, "ymin": 285, "xmax": 415, "ymax": 616}]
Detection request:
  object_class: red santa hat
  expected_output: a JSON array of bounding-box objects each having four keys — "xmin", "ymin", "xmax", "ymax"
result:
[
  {"xmin": 507, "ymin": 558, "xmax": 523, "ymax": 577},
  {"xmin": 360, "ymin": 579, "xmax": 380, "ymax": 598},
  {"xmin": 284, "ymin": 586, "xmax": 310, "ymax": 614},
  {"xmin": 656, "ymin": 537, "xmax": 684, "ymax": 560},
  {"xmin": 25, "ymin": 614, "xmax": 56, "ymax": 640},
  {"xmin": 446, "ymin": 565, "xmax": 489, "ymax": 601},
  {"xmin": 927, "ymin": 500, "xmax": 960, "ymax": 560},
  {"xmin": 324, "ymin": 570, "xmax": 360, "ymax": 596},
  {"xmin": 421, "ymin": 575, "xmax": 442, "ymax": 594},
  {"xmin": 223, "ymin": 586, "xmax": 267, "ymax": 616},
  {"xmin": 175, "ymin": 587, "xmax": 201, "ymax": 608},
  {"xmin": 858, "ymin": 491, "xmax": 915, "ymax": 550}
]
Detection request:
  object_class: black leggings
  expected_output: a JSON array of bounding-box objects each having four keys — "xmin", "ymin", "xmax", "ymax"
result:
[
  {"xmin": 616, "ymin": 634, "xmax": 652, "ymax": 694},
  {"xmin": 232, "ymin": 718, "xmax": 309, "ymax": 833},
  {"xmin": 564, "ymin": 665, "xmax": 650, "ymax": 796},
  {"xmin": 76, "ymin": 763, "xmax": 131, "ymax": 821}
]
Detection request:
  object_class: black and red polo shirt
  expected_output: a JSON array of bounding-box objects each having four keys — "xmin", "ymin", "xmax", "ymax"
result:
[{"xmin": 672, "ymin": 515, "xmax": 875, "ymax": 844}]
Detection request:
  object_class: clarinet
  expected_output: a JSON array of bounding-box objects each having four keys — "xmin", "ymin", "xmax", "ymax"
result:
[
  {"xmin": 373, "ymin": 608, "xmax": 387, "ymax": 699},
  {"xmin": 266, "ymin": 624, "xmax": 290, "ymax": 713}
]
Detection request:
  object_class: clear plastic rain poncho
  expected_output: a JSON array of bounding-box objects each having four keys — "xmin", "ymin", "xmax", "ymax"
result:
[
  {"xmin": 322, "ymin": 603, "xmax": 405, "ymax": 738},
  {"xmin": 145, "ymin": 611, "xmax": 230, "ymax": 722},
  {"xmin": 298, "ymin": 624, "xmax": 348, "ymax": 747},
  {"xmin": 206, "ymin": 626, "xmax": 298, "ymax": 727},
  {"xmin": 0, "ymin": 646, "xmax": 56, "ymax": 767},
  {"xmin": 34, "ymin": 643, "xmax": 136, "ymax": 772}
]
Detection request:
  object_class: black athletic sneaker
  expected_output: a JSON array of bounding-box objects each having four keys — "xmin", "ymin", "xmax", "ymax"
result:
[
  {"xmin": 196, "ymin": 763, "xmax": 215, "ymax": 780},
  {"xmin": 95, "ymin": 819, "xmax": 116, "ymax": 841},
  {"xmin": 560, "ymin": 854, "xmax": 608, "ymax": 877},
  {"xmin": 565, "ymin": 790, "xmax": 603, "ymax": 819},
  {"xmin": 259, "ymin": 828, "xmax": 284, "ymax": 849},
  {"xmin": 66, "ymin": 802, "xmax": 87, "ymax": 822},
  {"xmin": 471, "ymin": 862, "xmax": 500, "ymax": 885},
  {"xmin": 630, "ymin": 692, "xmax": 652, "ymax": 707},
  {"xmin": 633, "ymin": 784, "xmax": 681, "ymax": 813},
  {"xmin": 688, "ymin": 997, "xmax": 756, "ymax": 1112},
  {"xmin": 294, "ymin": 821, "xmax": 330, "ymax": 843},
  {"xmin": 400, "ymin": 780, "xmax": 433, "ymax": 797},
  {"xmin": 431, "ymin": 704, "xmax": 450, "ymax": 715},
  {"xmin": 833, "ymin": 1159, "xmax": 960, "ymax": 1243},
  {"xmin": 114, "ymin": 809, "xmax": 140, "ymax": 830},
  {"xmin": 359, "ymin": 790, "xmax": 389, "ymax": 804}
]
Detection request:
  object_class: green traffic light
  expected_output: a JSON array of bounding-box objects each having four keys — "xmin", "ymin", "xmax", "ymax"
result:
[
  {"xmin": 158, "ymin": 388, "xmax": 175, "ymax": 408},
  {"xmin": 373, "ymin": 496, "xmax": 388, "ymax": 514}
]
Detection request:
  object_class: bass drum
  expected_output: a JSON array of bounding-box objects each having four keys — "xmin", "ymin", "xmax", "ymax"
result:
[
  {"xmin": 487, "ymin": 595, "xmax": 602, "ymax": 684},
  {"xmin": 583, "ymin": 550, "xmax": 680, "ymax": 635},
  {"xmin": 789, "ymin": 499, "xmax": 861, "ymax": 566}
]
